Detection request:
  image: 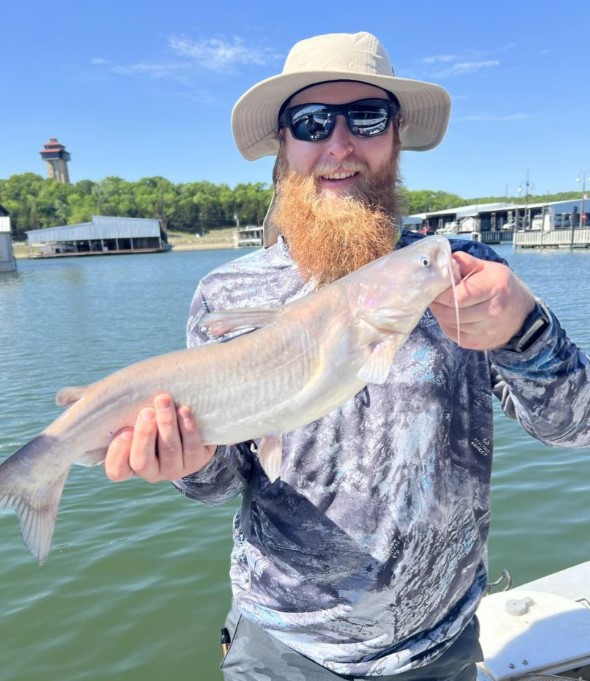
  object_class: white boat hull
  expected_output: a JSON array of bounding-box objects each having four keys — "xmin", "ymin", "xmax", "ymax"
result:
[{"xmin": 477, "ymin": 561, "xmax": 590, "ymax": 680}]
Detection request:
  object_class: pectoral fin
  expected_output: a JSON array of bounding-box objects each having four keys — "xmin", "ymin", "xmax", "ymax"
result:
[
  {"xmin": 201, "ymin": 308, "xmax": 279, "ymax": 337},
  {"xmin": 252, "ymin": 435, "xmax": 283, "ymax": 483},
  {"xmin": 357, "ymin": 339, "xmax": 400, "ymax": 384}
]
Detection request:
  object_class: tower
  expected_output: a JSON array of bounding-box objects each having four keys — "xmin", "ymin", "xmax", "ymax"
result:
[{"xmin": 40, "ymin": 138, "xmax": 71, "ymax": 183}]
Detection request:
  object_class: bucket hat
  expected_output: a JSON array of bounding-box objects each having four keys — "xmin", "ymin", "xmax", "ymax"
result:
[{"xmin": 232, "ymin": 31, "xmax": 451, "ymax": 160}]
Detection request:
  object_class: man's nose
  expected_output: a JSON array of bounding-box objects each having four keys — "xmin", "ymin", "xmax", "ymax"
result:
[{"xmin": 325, "ymin": 115, "xmax": 354, "ymax": 158}]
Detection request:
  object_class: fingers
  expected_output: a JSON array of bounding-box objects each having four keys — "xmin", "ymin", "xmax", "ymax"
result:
[
  {"xmin": 431, "ymin": 256, "xmax": 536, "ymax": 350},
  {"xmin": 105, "ymin": 428, "xmax": 136, "ymax": 482},
  {"xmin": 105, "ymin": 393, "xmax": 216, "ymax": 484},
  {"xmin": 436, "ymin": 252, "xmax": 486, "ymax": 308},
  {"xmin": 152, "ymin": 394, "xmax": 183, "ymax": 480},
  {"xmin": 128, "ymin": 406, "xmax": 161, "ymax": 482},
  {"xmin": 177, "ymin": 406, "xmax": 216, "ymax": 475}
]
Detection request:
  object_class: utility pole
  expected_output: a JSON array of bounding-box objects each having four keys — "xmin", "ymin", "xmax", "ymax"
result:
[
  {"xmin": 518, "ymin": 170, "xmax": 534, "ymax": 230},
  {"xmin": 572, "ymin": 171, "xmax": 590, "ymax": 248}
]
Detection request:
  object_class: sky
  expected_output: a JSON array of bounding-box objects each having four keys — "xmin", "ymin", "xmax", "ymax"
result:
[{"xmin": 2, "ymin": 0, "xmax": 589, "ymax": 201}]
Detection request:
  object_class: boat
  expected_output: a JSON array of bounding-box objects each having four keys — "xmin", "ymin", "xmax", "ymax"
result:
[{"xmin": 476, "ymin": 561, "xmax": 590, "ymax": 680}]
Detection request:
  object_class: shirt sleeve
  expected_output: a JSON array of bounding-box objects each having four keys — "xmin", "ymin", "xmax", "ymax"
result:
[
  {"xmin": 172, "ymin": 442, "xmax": 252, "ymax": 505},
  {"xmin": 489, "ymin": 303, "xmax": 590, "ymax": 448},
  {"xmin": 443, "ymin": 235, "xmax": 590, "ymax": 448}
]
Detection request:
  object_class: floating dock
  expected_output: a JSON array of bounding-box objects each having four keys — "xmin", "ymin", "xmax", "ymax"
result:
[{"xmin": 514, "ymin": 228, "xmax": 590, "ymax": 249}]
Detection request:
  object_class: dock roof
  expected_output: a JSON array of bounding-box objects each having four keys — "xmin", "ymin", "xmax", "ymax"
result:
[{"xmin": 26, "ymin": 216, "xmax": 162, "ymax": 244}]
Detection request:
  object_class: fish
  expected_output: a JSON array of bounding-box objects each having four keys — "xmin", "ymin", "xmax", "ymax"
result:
[{"xmin": 0, "ymin": 235, "xmax": 456, "ymax": 564}]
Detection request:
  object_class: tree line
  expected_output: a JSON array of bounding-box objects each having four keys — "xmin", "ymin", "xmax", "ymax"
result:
[{"xmin": 0, "ymin": 173, "xmax": 580, "ymax": 240}]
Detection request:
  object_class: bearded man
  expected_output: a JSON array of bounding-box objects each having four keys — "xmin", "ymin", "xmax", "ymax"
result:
[{"xmin": 105, "ymin": 32, "xmax": 590, "ymax": 681}]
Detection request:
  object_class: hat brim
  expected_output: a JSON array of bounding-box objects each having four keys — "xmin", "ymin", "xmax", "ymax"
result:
[{"xmin": 232, "ymin": 70, "xmax": 451, "ymax": 160}]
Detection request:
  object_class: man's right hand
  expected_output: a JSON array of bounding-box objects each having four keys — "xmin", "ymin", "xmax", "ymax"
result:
[{"xmin": 105, "ymin": 393, "xmax": 216, "ymax": 483}]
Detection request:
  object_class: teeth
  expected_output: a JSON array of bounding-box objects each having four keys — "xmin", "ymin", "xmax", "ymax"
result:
[{"xmin": 322, "ymin": 171, "xmax": 356, "ymax": 180}]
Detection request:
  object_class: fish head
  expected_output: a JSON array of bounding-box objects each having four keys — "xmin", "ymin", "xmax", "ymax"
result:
[
  {"xmin": 348, "ymin": 235, "xmax": 456, "ymax": 333},
  {"xmin": 391, "ymin": 235, "xmax": 456, "ymax": 298}
]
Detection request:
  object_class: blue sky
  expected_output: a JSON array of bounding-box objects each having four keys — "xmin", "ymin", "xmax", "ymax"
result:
[{"xmin": 2, "ymin": 0, "xmax": 589, "ymax": 200}]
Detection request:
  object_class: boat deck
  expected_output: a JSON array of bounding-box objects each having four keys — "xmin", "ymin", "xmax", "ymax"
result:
[{"xmin": 477, "ymin": 562, "xmax": 590, "ymax": 681}]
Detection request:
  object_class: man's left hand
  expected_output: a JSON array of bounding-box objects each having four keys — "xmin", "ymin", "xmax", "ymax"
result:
[{"xmin": 431, "ymin": 251, "xmax": 536, "ymax": 350}]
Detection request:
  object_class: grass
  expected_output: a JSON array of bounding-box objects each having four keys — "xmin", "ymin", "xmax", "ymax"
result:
[{"xmin": 166, "ymin": 227, "xmax": 236, "ymax": 251}]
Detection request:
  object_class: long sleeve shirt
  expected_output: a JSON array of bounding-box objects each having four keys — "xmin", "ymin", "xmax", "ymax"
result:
[{"xmin": 173, "ymin": 231, "xmax": 590, "ymax": 676}]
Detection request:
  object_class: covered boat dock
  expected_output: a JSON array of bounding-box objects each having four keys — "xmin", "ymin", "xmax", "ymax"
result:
[
  {"xmin": 403, "ymin": 198, "xmax": 589, "ymax": 247},
  {"xmin": 26, "ymin": 216, "xmax": 170, "ymax": 258}
]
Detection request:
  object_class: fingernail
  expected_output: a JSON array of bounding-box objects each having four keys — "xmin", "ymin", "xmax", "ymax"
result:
[
  {"xmin": 120, "ymin": 428, "xmax": 134, "ymax": 441},
  {"xmin": 179, "ymin": 406, "xmax": 192, "ymax": 421},
  {"xmin": 141, "ymin": 408, "xmax": 156, "ymax": 422},
  {"xmin": 156, "ymin": 396, "xmax": 172, "ymax": 410}
]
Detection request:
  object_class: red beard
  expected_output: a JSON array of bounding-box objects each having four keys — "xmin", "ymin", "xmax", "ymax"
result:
[{"xmin": 272, "ymin": 157, "xmax": 402, "ymax": 286}]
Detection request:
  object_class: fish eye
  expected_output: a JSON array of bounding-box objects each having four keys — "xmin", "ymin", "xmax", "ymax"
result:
[{"xmin": 419, "ymin": 256, "xmax": 431, "ymax": 267}]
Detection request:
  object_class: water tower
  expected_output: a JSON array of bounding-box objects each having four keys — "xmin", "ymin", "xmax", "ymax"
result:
[{"xmin": 40, "ymin": 138, "xmax": 71, "ymax": 183}]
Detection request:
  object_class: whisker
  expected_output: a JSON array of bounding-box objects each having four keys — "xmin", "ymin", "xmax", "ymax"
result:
[{"xmin": 448, "ymin": 254, "xmax": 461, "ymax": 348}]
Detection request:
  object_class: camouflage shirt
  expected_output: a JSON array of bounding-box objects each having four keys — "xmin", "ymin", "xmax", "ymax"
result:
[{"xmin": 173, "ymin": 231, "xmax": 590, "ymax": 676}]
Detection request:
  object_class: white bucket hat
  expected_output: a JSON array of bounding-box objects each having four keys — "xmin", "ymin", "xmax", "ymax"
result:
[{"xmin": 232, "ymin": 31, "xmax": 451, "ymax": 161}]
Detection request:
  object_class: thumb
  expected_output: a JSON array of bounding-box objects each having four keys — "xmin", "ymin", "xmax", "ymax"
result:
[
  {"xmin": 434, "ymin": 251, "xmax": 485, "ymax": 307},
  {"xmin": 452, "ymin": 251, "xmax": 485, "ymax": 281}
]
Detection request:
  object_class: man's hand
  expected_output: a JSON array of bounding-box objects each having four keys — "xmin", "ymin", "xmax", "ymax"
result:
[
  {"xmin": 105, "ymin": 393, "xmax": 216, "ymax": 483},
  {"xmin": 431, "ymin": 251, "xmax": 536, "ymax": 350}
]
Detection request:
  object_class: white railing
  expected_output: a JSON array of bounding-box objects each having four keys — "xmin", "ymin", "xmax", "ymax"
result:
[{"xmin": 514, "ymin": 228, "xmax": 590, "ymax": 248}]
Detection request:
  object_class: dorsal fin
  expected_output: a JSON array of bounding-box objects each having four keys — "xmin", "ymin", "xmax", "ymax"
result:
[{"xmin": 55, "ymin": 386, "xmax": 88, "ymax": 407}]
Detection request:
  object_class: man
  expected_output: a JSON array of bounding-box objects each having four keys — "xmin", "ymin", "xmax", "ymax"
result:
[{"xmin": 105, "ymin": 32, "xmax": 590, "ymax": 680}]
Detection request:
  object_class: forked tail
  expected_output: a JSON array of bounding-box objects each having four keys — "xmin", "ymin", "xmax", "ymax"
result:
[{"xmin": 0, "ymin": 436, "xmax": 69, "ymax": 564}]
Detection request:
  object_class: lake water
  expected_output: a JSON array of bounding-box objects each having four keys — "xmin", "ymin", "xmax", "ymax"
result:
[{"xmin": 0, "ymin": 244, "xmax": 589, "ymax": 681}]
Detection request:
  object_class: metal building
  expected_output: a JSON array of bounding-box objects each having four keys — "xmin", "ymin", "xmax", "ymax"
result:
[{"xmin": 26, "ymin": 215, "xmax": 170, "ymax": 258}]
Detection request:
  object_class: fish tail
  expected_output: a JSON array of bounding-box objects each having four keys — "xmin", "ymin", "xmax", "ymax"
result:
[{"xmin": 0, "ymin": 437, "xmax": 69, "ymax": 564}]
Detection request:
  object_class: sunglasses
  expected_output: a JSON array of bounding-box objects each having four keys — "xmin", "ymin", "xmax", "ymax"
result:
[{"xmin": 279, "ymin": 98, "xmax": 400, "ymax": 142}]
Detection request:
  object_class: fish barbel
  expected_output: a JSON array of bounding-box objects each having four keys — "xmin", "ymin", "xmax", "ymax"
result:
[{"xmin": 0, "ymin": 235, "xmax": 456, "ymax": 563}]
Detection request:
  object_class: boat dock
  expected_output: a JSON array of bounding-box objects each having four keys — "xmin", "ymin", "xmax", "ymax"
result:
[
  {"xmin": 26, "ymin": 216, "xmax": 170, "ymax": 258},
  {"xmin": 234, "ymin": 225, "xmax": 263, "ymax": 248},
  {"xmin": 514, "ymin": 228, "xmax": 590, "ymax": 249},
  {"xmin": 405, "ymin": 197, "xmax": 590, "ymax": 249}
]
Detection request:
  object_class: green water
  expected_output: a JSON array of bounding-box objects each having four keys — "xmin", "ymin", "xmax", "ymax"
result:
[{"xmin": 0, "ymin": 245, "xmax": 588, "ymax": 681}]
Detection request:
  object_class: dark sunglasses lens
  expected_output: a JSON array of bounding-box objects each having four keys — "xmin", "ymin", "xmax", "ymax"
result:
[
  {"xmin": 348, "ymin": 104, "xmax": 390, "ymax": 136},
  {"xmin": 290, "ymin": 108, "xmax": 333, "ymax": 141}
]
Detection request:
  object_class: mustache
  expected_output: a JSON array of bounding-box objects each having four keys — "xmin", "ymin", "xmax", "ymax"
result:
[{"xmin": 312, "ymin": 162, "xmax": 368, "ymax": 179}]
